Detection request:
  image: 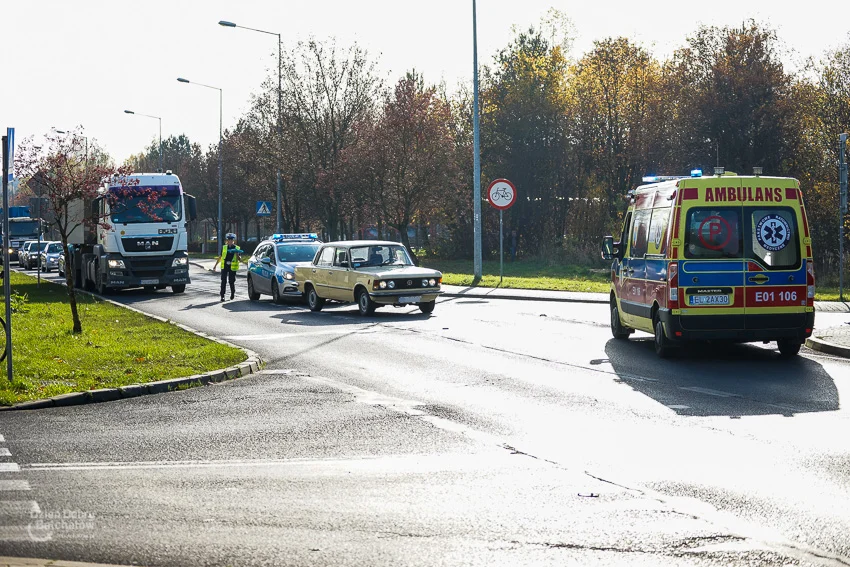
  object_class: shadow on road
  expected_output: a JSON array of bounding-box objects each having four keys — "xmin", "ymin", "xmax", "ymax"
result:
[{"xmin": 604, "ymin": 338, "xmax": 839, "ymax": 418}]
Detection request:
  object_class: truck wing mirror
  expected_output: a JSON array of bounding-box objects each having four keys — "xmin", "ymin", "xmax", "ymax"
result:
[
  {"xmin": 185, "ymin": 194, "xmax": 198, "ymax": 221},
  {"xmin": 601, "ymin": 236, "xmax": 615, "ymax": 260}
]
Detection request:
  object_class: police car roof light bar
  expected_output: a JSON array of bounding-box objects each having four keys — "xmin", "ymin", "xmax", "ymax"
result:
[{"xmin": 271, "ymin": 233, "xmax": 319, "ymax": 241}]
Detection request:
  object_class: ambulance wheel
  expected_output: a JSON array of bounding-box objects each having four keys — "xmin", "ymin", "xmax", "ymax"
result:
[
  {"xmin": 654, "ymin": 317, "xmax": 674, "ymax": 358},
  {"xmin": 610, "ymin": 303, "xmax": 630, "ymax": 339},
  {"xmin": 307, "ymin": 285, "xmax": 325, "ymax": 312},
  {"xmin": 247, "ymin": 276, "xmax": 260, "ymax": 301},
  {"xmin": 777, "ymin": 339, "xmax": 802, "ymax": 358}
]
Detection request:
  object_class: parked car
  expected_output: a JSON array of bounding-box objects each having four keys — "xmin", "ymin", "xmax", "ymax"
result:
[
  {"xmin": 18, "ymin": 240, "xmax": 49, "ymax": 269},
  {"xmin": 38, "ymin": 241, "xmax": 63, "ymax": 272},
  {"xmin": 16, "ymin": 240, "xmax": 37, "ymax": 268},
  {"xmin": 294, "ymin": 240, "xmax": 442, "ymax": 315},
  {"xmin": 246, "ymin": 233, "xmax": 323, "ymax": 303}
]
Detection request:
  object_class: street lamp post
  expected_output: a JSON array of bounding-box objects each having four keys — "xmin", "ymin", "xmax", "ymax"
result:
[
  {"xmin": 124, "ymin": 110, "xmax": 162, "ymax": 172},
  {"xmin": 178, "ymin": 77, "xmax": 223, "ymax": 248},
  {"xmin": 219, "ymin": 20, "xmax": 283, "ymax": 234},
  {"xmin": 472, "ymin": 0, "xmax": 482, "ymax": 280}
]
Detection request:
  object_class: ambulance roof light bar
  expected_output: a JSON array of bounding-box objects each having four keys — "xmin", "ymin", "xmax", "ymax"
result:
[
  {"xmin": 714, "ymin": 167, "xmax": 725, "ymax": 176},
  {"xmin": 641, "ymin": 175, "xmax": 688, "ymax": 184},
  {"xmin": 690, "ymin": 169, "xmax": 702, "ymax": 177},
  {"xmin": 753, "ymin": 167, "xmax": 763, "ymax": 176}
]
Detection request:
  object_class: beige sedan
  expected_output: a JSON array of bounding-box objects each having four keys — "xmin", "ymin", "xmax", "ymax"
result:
[{"xmin": 295, "ymin": 240, "xmax": 442, "ymax": 315}]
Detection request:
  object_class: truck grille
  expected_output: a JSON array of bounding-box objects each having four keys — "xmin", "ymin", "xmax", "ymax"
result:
[
  {"xmin": 125, "ymin": 257, "xmax": 172, "ymax": 278},
  {"xmin": 122, "ymin": 237, "xmax": 174, "ymax": 253}
]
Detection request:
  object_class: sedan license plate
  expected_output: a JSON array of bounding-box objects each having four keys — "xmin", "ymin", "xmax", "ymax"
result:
[
  {"xmin": 398, "ymin": 295, "xmax": 421, "ymax": 304},
  {"xmin": 140, "ymin": 278, "xmax": 159, "ymax": 285},
  {"xmin": 690, "ymin": 294, "xmax": 729, "ymax": 306}
]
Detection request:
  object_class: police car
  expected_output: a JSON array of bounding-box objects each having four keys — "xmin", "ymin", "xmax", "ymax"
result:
[{"xmin": 246, "ymin": 233, "xmax": 323, "ymax": 303}]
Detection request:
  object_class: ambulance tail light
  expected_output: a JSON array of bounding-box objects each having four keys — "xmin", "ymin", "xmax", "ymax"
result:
[
  {"xmin": 807, "ymin": 261, "xmax": 815, "ymax": 306},
  {"xmin": 668, "ymin": 262, "xmax": 679, "ymax": 308}
]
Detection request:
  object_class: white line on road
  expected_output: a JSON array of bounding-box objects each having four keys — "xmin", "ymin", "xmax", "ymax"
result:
[
  {"xmin": 0, "ymin": 501, "xmax": 40, "ymax": 514},
  {"xmin": 666, "ymin": 405, "xmax": 691, "ymax": 410},
  {"xmin": 224, "ymin": 328, "xmax": 379, "ymax": 341},
  {"xmin": 0, "ymin": 463, "xmax": 20, "ymax": 472},
  {"xmin": 679, "ymin": 386, "xmax": 739, "ymax": 398},
  {"xmin": 0, "ymin": 480, "xmax": 30, "ymax": 491},
  {"xmin": 0, "ymin": 435, "xmax": 4, "ymax": 442},
  {"xmin": 0, "ymin": 448, "xmax": 11, "ymax": 457}
]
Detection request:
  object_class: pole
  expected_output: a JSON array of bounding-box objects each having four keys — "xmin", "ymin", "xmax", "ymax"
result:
[
  {"xmin": 3, "ymin": 131, "xmax": 14, "ymax": 382},
  {"xmin": 276, "ymin": 34, "xmax": 283, "ymax": 234},
  {"xmin": 840, "ymin": 133, "xmax": 848, "ymax": 301},
  {"xmin": 472, "ymin": 0, "xmax": 482, "ymax": 280},
  {"xmin": 158, "ymin": 116, "xmax": 163, "ymax": 173},
  {"xmin": 218, "ymin": 88, "xmax": 223, "ymax": 252},
  {"xmin": 499, "ymin": 210, "xmax": 503, "ymax": 283}
]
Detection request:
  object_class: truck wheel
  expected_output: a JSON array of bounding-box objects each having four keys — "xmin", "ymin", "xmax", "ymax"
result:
[
  {"xmin": 777, "ymin": 339, "xmax": 802, "ymax": 358},
  {"xmin": 171, "ymin": 284, "xmax": 186, "ymax": 294},
  {"xmin": 247, "ymin": 276, "xmax": 260, "ymax": 301},
  {"xmin": 307, "ymin": 285, "xmax": 324, "ymax": 312},
  {"xmin": 95, "ymin": 269, "xmax": 109, "ymax": 295}
]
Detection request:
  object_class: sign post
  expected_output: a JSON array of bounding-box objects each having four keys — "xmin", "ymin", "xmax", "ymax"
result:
[
  {"xmin": 486, "ymin": 178, "xmax": 517, "ymax": 282},
  {"xmin": 3, "ymin": 128, "xmax": 14, "ymax": 382},
  {"xmin": 840, "ymin": 133, "xmax": 848, "ymax": 301}
]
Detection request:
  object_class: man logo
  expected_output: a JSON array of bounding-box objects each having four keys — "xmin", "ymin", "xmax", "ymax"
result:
[{"xmin": 407, "ymin": 280, "xmax": 412, "ymax": 286}]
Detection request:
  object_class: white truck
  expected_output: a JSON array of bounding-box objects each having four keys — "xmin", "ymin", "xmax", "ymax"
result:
[{"xmin": 67, "ymin": 171, "xmax": 197, "ymax": 294}]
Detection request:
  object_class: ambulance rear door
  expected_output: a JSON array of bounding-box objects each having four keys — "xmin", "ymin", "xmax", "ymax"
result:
[
  {"xmin": 678, "ymin": 179, "xmax": 746, "ymax": 331},
  {"xmin": 743, "ymin": 181, "xmax": 807, "ymax": 328}
]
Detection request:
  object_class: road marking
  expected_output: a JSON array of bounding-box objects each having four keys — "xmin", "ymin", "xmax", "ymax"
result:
[
  {"xmin": 0, "ymin": 435, "xmax": 4, "ymax": 442},
  {"xmin": 224, "ymin": 328, "xmax": 379, "ymax": 341},
  {"xmin": 666, "ymin": 405, "xmax": 691, "ymax": 410},
  {"xmin": 679, "ymin": 386, "xmax": 739, "ymax": 398},
  {"xmin": 0, "ymin": 480, "xmax": 30, "ymax": 491},
  {"xmin": 0, "ymin": 448, "xmax": 11, "ymax": 457},
  {"xmin": 0, "ymin": 501, "xmax": 40, "ymax": 514},
  {"xmin": 0, "ymin": 463, "xmax": 20, "ymax": 472}
]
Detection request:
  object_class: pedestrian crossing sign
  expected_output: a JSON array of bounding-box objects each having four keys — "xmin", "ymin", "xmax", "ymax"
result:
[{"xmin": 256, "ymin": 201, "xmax": 272, "ymax": 216}]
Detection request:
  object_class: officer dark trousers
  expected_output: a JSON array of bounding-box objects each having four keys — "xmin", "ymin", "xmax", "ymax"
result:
[{"xmin": 220, "ymin": 268, "xmax": 236, "ymax": 300}]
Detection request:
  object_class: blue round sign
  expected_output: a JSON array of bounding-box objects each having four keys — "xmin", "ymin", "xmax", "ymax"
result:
[{"xmin": 756, "ymin": 214, "xmax": 791, "ymax": 252}]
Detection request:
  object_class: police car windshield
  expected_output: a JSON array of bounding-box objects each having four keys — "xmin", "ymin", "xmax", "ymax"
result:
[
  {"xmin": 110, "ymin": 187, "xmax": 182, "ymax": 224},
  {"xmin": 276, "ymin": 243, "xmax": 320, "ymax": 263}
]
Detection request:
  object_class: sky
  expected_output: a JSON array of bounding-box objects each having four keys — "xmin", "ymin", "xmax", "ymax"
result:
[{"xmin": 2, "ymin": 0, "xmax": 848, "ymax": 168}]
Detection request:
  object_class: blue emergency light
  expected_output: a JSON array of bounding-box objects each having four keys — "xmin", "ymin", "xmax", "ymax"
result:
[
  {"xmin": 271, "ymin": 233, "xmax": 319, "ymax": 241},
  {"xmin": 691, "ymin": 169, "xmax": 703, "ymax": 177}
]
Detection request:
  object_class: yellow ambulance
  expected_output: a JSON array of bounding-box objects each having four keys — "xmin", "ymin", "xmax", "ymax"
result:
[{"xmin": 602, "ymin": 168, "xmax": 815, "ymax": 358}]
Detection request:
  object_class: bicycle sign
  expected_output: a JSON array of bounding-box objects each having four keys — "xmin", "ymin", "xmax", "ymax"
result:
[{"xmin": 487, "ymin": 179, "xmax": 517, "ymax": 210}]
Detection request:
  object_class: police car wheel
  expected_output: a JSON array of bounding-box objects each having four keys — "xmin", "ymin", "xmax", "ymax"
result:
[
  {"xmin": 247, "ymin": 277, "xmax": 260, "ymax": 301},
  {"xmin": 307, "ymin": 286, "xmax": 325, "ymax": 311},
  {"xmin": 777, "ymin": 339, "xmax": 801, "ymax": 358},
  {"xmin": 272, "ymin": 282, "xmax": 282, "ymax": 304},
  {"xmin": 611, "ymin": 303, "xmax": 630, "ymax": 339},
  {"xmin": 654, "ymin": 317, "xmax": 673, "ymax": 358}
]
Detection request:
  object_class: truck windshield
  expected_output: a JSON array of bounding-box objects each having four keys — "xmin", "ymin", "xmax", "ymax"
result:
[
  {"xmin": 8, "ymin": 221, "xmax": 40, "ymax": 236},
  {"xmin": 110, "ymin": 186, "xmax": 182, "ymax": 224}
]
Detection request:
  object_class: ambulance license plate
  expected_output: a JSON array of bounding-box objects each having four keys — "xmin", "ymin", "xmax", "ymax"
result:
[
  {"xmin": 398, "ymin": 296, "xmax": 421, "ymax": 304},
  {"xmin": 690, "ymin": 294, "xmax": 729, "ymax": 306},
  {"xmin": 140, "ymin": 279, "xmax": 159, "ymax": 285}
]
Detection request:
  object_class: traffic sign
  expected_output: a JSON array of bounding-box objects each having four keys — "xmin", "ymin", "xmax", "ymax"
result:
[
  {"xmin": 256, "ymin": 201, "xmax": 272, "ymax": 216},
  {"xmin": 487, "ymin": 179, "xmax": 517, "ymax": 210}
]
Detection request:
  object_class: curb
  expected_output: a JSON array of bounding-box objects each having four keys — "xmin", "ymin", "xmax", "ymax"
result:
[
  {"xmin": 805, "ymin": 336, "xmax": 850, "ymax": 357},
  {"xmin": 0, "ymin": 279, "xmax": 264, "ymax": 412},
  {"xmin": 440, "ymin": 291, "xmax": 608, "ymax": 304}
]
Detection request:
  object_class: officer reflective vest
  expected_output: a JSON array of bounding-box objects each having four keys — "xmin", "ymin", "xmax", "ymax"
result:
[{"xmin": 218, "ymin": 245, "xmax": 243, "ymax": 271}]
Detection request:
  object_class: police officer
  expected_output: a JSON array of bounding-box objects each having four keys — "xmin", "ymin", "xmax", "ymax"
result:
[{"xmin": 213, "ymin": 233, "xmax": 243, "ymax": 301}]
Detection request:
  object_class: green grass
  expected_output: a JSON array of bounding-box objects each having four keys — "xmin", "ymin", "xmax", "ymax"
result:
[
  {"xmin": 420, "ymin": 259, "xmax": 610, "ymax": 293},
  {"xmin": 0, "ymin": 272, "xmax": 246, "ymax": 406}
]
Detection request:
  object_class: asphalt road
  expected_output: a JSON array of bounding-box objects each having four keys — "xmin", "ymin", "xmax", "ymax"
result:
[{"xmin": 1, "ymin": 265, "xmax": 849, "ymax": 566}]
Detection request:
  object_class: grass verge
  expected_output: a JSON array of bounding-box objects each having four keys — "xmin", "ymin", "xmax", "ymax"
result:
[
  {"xmin": 421, "ymin": 259, "xmax": 610, "ymax": 293},
  {"xmin": 0, "ymin": 271, "xmax": 246, "ymax": 406}
]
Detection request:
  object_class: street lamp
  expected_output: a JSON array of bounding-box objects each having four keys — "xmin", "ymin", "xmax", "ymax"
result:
[
  {"xmin": 177, "ymin": 77, "xmax": 223, "ymax": 249},
  {"xmin": 124, "ymin": 110, "xmax": 162, "ymax": 172},
  {"xmin": 471, "ymin": 0, "xmax": 482, "ymax": 280},
  {"xmin": 219, "ymin": 19, "xmax": 283, "ymax": 234}
]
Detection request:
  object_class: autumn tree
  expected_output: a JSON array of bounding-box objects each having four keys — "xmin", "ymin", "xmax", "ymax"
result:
[{"xmin": 15, "ymin": 129, "xmax": 125, "ymax": 333}]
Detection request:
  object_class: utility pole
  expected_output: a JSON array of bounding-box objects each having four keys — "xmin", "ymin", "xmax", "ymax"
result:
[
  {"xmin": 840, "ymin": 133, "xmax": 848, "ymax": 301},
  {"xmin": 472, "ymin": 0, "xmax": 482, "ymax": 280}
]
